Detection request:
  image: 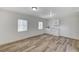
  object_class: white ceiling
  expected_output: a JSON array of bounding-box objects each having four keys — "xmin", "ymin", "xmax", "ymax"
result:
[{"xmin": 0, "ymin": 7, "xmax": 79, "ymax": 19}]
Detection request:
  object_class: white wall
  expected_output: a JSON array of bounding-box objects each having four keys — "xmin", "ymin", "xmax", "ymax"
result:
[
  {"xmin": 60, "ymin": 13, "xmax": 79, "ymax": 39},
  {"xmin": 46, "ymin": 12, "xmax": 79, "ymax": 40},
  {"xmin": 0, "ymin": 9, "xmax": 47, "ymax": 45}
]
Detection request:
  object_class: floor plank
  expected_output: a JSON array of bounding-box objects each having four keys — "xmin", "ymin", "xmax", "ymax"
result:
[{"xmin": 0, "ymin": 34, "xmax": 79, "ymax": 52}]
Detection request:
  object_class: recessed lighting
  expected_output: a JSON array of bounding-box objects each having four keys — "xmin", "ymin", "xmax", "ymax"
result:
[{"xmin": 32, "ymin": 7, "xmax": 37, "ymax": 11}]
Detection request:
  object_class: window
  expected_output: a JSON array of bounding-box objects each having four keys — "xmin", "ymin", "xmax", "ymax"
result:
[
  {"xmin": 18, "ymin": 19, "xmax": 28, "ymax": 32},
  {"xmin": 38, "ymin": 21, "xmax": 43, "ymax": 30}
]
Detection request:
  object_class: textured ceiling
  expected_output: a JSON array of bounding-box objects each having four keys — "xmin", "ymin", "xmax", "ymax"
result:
[{"xmin": 0, "ymin": 7, "xmax": 79, "ymax": 19}]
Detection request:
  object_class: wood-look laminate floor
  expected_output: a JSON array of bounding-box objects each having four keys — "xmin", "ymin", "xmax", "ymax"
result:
[{"xmin": 0, "ymin": 34, "xmax": 79, "ymax": 52}]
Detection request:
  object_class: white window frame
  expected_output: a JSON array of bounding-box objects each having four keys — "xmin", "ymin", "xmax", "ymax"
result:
[
  {"xmin": 38, "ymin": 21, "xmax": 43, "ymax": 30},
  {"xmin": 18, "ymin": 19, "xmax": 28, "ymax": 32}
]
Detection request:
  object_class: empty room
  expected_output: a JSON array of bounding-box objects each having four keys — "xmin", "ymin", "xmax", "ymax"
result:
[{"xmin": 0, "ymin": 7, "xmax": 79, "ymax": 52}]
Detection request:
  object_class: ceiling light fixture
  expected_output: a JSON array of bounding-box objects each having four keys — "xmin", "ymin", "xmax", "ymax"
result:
[{"xmin": 32, "ymin": 7, "xmax": 38, "ymax": 11}]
